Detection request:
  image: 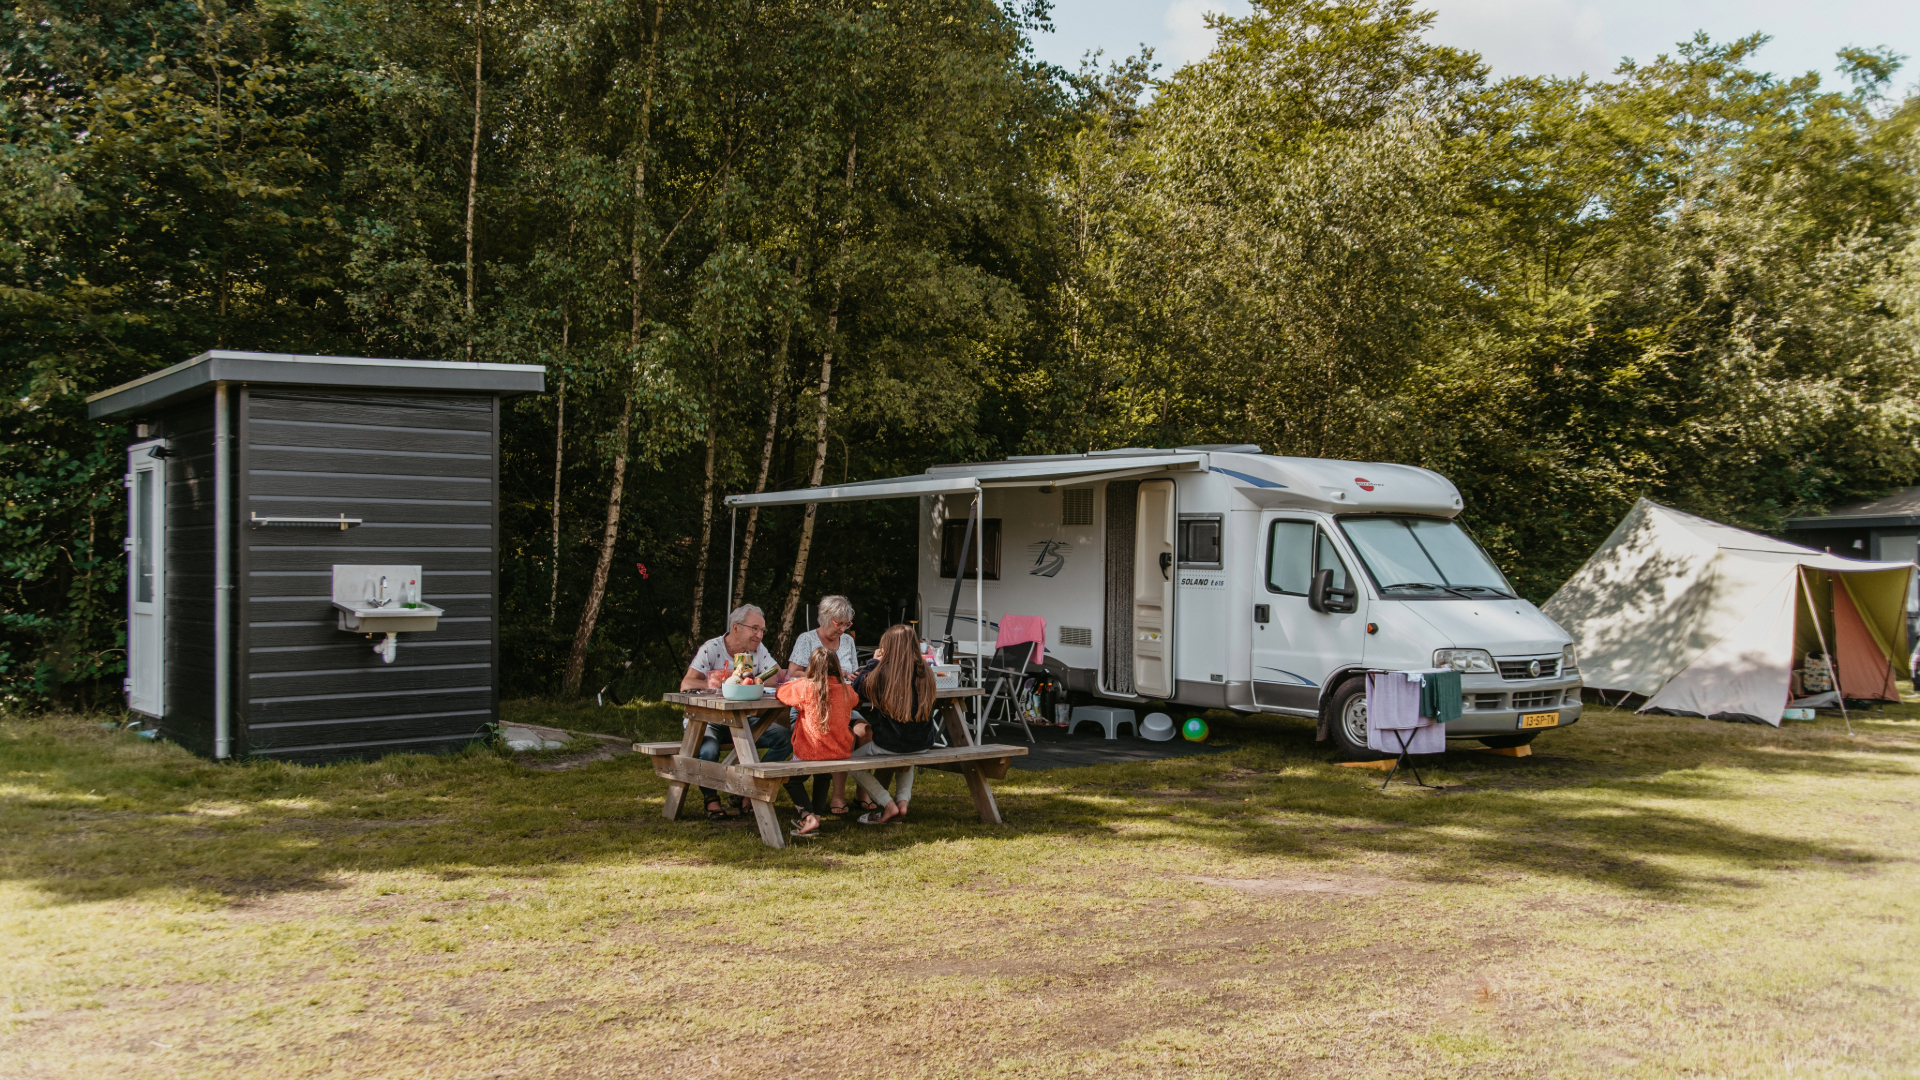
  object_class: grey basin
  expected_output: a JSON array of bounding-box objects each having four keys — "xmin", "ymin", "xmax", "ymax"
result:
[{"xmin": 333, "ymin": 600, "xmax": 443, "ymax": 633}]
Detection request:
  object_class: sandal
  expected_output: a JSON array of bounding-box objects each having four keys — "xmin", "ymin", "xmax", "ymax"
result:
[
  {"xmin": 727, "ymin": 794, "xmax": 746, "ymax": 817},
  {"xmin": 705, "ymin": 800, "xmax": 728, "ymax": 821},
  {"xmin": 827, "ymin": 800, "xmax": 851, "ymax": 815},
  {"xmin": 790, "ymin": 814, "xmax": 822, "ymax": 838}
]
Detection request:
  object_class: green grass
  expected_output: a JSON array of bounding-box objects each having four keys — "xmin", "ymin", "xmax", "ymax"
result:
[{"xmin": 4, "ymin": 695, "xmax": 1918, "ymax": 1078}]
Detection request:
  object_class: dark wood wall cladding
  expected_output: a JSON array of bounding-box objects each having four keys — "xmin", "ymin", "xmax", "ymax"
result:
[
  {"xmin": 156, "ymin": 399, "xmax": 218, "ymax": 756},
  {"xmin": 238, "ymin": 389, "xmax": 499, "ymax": 763}
]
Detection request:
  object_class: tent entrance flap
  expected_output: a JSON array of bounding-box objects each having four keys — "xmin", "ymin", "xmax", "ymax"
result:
[
  {"xmin": 1791, "ymin": 570, "xmax": 1903, "ymax": 703},
  {"xmin": 1832, "ymin": 575, "xmax": 1899, "ymax": 701}
]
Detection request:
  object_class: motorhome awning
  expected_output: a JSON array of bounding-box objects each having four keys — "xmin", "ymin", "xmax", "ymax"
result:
[
  {"xmin": 723, "ymin": 475, "xmax": 980, "ymax": 508},
  {"xmin": 722, "ymin": 453, "xmax": 1205, "ymax": 508}
]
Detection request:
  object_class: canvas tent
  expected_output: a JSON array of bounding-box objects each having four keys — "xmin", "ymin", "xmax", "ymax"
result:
[{"xmin": 1543, "ymin": 499, "xmax": 1913, "ymax": 726}]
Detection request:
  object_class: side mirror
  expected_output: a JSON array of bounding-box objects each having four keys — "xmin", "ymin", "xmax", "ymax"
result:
[{"xmin": 1310, "ymin": 568, "xmax": 1358, "ymax": 614}]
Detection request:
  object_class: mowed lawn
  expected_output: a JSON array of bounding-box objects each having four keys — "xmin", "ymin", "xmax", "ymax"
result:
[{"xmin": 3, "ymin": 696, "xmax": 1918, "ymax": 1080}]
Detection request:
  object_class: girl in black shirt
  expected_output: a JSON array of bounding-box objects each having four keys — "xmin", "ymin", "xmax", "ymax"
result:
[{"xmin": 848, "ymin": 624, "xmax": 938, "ymax": 824}]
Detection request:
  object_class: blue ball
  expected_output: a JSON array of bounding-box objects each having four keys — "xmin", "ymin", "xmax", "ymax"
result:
[{"xmin": 1182, "ymin": 717, "xmax": 1209, "ymax": 742}]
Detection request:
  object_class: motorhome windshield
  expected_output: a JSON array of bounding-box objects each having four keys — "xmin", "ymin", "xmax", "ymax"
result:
[{"xmin": 1338, "ymin": 516, "xmax": 1515, "ymax": 599}]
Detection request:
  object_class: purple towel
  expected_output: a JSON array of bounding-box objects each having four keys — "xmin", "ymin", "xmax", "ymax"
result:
[{"xmin": 1366, "ymin": 672, "xmax": 1445, "ymax": 754}]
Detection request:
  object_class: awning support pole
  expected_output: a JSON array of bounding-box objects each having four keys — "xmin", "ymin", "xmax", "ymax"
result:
[
  {"xmin": 941, "ymin": 496, "xmax": 978, "ymax": 661},
  {"xmin": 1799, "ymin": 567, "xmax": 1852, "ymax": 736},
  {"xmin": 975, "ymin": 489, "xmax": 984, "ymax": 692},
  {"xmin": 726, "ymin": 506, "xmax": 737, "ymax": 616}
]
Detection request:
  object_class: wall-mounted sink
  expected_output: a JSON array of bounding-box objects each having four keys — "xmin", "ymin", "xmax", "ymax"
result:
[
  {"xmin": 333, "ymin": 599, "xmax": 444, "ymax": 633},
  {"xmin": 331, "ymin": 563, "xmax": 443, "ymax": 637}
]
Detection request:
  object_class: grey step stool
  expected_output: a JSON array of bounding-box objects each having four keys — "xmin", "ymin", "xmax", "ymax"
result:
[{"xmin": 1069, "ymin": 705, "xmax": 1137, "ymax": 740}]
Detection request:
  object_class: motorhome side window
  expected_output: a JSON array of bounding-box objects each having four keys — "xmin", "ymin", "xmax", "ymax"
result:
[
  {"xmin": 1178, "ymin": 515, "xmax": 1222, "ymax": 569},
  {"xmin": 1267, "ymin": 521, "xmax": 1352, "ymax": 595},
  {"xmin": 938, "ymin": 518, "xmax": 1002, "ymax": 579},
  {"xmin": 1266, "ymin": 521, "xmax": 1312, "ymax": 593}
]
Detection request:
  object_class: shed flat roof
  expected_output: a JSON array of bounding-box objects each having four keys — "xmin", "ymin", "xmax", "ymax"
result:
[
  {"xmin": 87, "ymin": 350, "xmax": 546, "ymax": 419},
  {"xmin": 1784, "ymin": 486, "xmax": 1920, "ymax": 531}
]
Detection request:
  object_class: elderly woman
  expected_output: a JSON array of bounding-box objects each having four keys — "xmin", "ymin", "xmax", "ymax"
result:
[
  {"xmin": 680, "ymin": 604, "xmax": 793, "ymax": 820},
  {"xmin": 787, "ymin": 595, "xmax": 861, "ymax": 814},
  {"xmin": 786, "ymin": 595, "xmax": 858, "ymax": 679}
]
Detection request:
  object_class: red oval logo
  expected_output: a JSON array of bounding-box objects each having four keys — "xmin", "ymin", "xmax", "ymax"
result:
[{"xmin": 1354, "ymin": 477, "xmax": 1375, "ymax": 492}]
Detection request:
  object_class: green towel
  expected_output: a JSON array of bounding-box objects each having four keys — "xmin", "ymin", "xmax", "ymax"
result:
[{"xmin": 1420, "ymin": 670, "xmax": 1462, "ymax": 723}]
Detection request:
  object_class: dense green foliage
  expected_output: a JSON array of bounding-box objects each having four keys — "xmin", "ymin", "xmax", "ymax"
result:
[{"xmin": 5, "ymin": 0, "xmax": 1918, "ymax": 704}]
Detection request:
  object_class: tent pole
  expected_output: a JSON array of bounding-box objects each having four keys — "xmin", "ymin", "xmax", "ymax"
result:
[
  {"xmin": 726, "ymin": 505, "xmax": 737, "ymax": 616},
  {"xmin": 1799, "ymin": 567, "xmax": 1852, "ymax": 736}
]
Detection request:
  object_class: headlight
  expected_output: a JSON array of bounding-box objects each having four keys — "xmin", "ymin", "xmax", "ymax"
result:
[
  {"xmin": 1434, "ymin": 648, "xmax": 1495, "ymax": 673},
  {"xmin": 1562, "ymin": 643, "xmax": 1579, "ymax": 672}
]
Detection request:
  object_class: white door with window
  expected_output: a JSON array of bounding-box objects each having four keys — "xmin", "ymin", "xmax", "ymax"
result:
[
  {"xmin": 126, "ymin": 443, "xmax": 166, "ymax": 718},
  {"xmin": 1132, "ymin": 479, "xmax": 1176, "ymax": 697},
  {"xmin": 1251, "ymin": 516, "xmax": 1367, "ymax": 712}
]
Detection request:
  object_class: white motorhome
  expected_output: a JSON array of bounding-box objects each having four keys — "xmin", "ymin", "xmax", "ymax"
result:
[
  {"xmin": 724, "ymin": 446, "xmax": 1582, "ymax": 758},
  {"xmin": 917, "ymin": 447, "xmax": 1581, "ymax": 757}
]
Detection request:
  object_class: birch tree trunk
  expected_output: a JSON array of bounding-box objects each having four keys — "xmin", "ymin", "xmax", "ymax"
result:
[
  {"xmin": 687, "ymin": 369, "xmax": 719, "ymax": 648},
  {"xmin": 776, "ymin": 138, "xmax": 856, "ymax": 656},
  {"xmin": 732, "ymin": 302, "xmax": 791, "ymax": 606},
  {"xmin": 463, "ymin": 0, "xmax": 484, "ymax": 360},
  {"xmin": 562, "ymin": 0, "xmax": 662, "ymax": 698}
]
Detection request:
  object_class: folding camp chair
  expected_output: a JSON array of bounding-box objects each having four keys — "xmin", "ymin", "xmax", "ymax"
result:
[{"xmin": 975, "ymin": 643, "xmax": 1041, "ymax": 745}]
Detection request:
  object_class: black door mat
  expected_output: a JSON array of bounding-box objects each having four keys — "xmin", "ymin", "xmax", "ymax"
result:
[{"xmin": 992, "ymin": 723, "xmax": 1236, "ymax": 770}]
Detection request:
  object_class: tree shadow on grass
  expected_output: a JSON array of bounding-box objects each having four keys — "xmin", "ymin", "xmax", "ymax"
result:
[{"xmin": 1, "ymin": 704, "xmax": 1914, "ymax": 905}]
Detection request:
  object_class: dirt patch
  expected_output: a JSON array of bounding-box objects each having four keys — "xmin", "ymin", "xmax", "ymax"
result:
[{"xmin": 1191, "ymin": 873, "xmax": 1400, "ymax": 897}]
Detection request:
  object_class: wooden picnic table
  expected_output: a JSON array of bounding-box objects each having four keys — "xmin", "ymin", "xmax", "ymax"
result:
[{"xmin": 650, "ymin": 686, "xmax": 1024, "ymax": 848}]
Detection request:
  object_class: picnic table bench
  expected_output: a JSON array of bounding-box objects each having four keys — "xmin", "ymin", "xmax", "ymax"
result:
[{"xmin": 647, "ymin": 687, "xmax": 1024, "ymax": 848}]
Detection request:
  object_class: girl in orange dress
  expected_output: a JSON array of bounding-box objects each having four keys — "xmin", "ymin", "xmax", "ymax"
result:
[{"xmin": 774, "ymin": 647, "xmax": 857, "ymax": 837}]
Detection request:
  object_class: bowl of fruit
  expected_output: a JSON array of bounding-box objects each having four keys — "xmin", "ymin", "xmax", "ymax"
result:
[{"xmin": 721, "ymin": 654, "xmax": 766, "ymax": 700}]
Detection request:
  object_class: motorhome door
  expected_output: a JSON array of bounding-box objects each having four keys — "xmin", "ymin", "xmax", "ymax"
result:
[
  {"xmin": 1251, "ymin": 515, "xmax": 1366, "ymax": 713},
  {"xmin": 126, "ymin": 441, "xmax": 167, "ymax": 718},
  {"xmin": 1132, "ymin": 479, "xmax": 1175, "ymax": 697}
]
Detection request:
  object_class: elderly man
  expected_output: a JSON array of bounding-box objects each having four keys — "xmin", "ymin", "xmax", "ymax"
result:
[{"xmin": 680, "ymin": 604, "xmax": 792, "ymax": 821}]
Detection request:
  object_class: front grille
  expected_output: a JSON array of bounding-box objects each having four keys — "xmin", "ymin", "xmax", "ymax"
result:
[
  {"xmin": 1511, "ymin": 689, "xmax": 1561, "ymax": 709},
  {"xmin": 1469, "ymin": 693, "xmax": 1503, "ymax": 710},
  {"xmin": 1499, "ymin": 658, "xmax": 1560, "ymax": 680}
]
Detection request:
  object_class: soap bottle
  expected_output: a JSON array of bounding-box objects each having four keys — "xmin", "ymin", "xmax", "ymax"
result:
[{"xmin": 405, "ymin": 578, "xmax": 419, "ymax": 609}]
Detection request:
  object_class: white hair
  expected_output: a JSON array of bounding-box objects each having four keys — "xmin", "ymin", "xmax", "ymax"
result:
[
  {"xmin": 818, "ymin": 595, "xmax": 854, "ymax": 626},
  {"xmin": 728, "ymin": 603, "xmax": 766, "ymax": 630}
]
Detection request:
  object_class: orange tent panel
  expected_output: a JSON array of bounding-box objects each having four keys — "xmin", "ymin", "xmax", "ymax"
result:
[{"xmin": 1833, "ymin": 579, "xmax": 1899, "ymax": 701}]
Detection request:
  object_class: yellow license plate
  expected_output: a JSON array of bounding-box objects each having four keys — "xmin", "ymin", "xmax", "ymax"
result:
[{"xmin": 1519, "ymin": 712, "xmax": 1559, "ymax": 729}]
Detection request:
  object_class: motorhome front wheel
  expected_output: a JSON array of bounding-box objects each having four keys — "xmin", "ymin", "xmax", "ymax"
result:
[{"xmin": 1327, "ymin": 679, "xmax": 1390, "ymax": 762}]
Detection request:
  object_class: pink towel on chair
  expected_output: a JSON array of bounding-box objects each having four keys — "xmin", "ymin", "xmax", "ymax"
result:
[{"xmin": 995, "ymin": 615, "xmax": 1047, "ymax": 667}]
